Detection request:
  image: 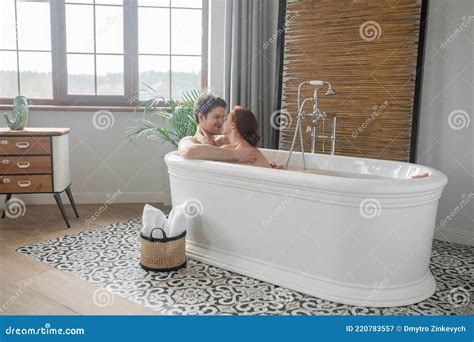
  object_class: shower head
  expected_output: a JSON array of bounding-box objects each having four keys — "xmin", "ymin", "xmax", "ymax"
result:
[{"xmin": 325, "ymin": 83, "xmax": 336, "ymax": 96}]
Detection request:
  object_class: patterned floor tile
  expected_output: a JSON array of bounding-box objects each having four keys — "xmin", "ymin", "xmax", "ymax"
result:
[{"xmin": 16, "ymin": 218, "xmax": 474, "ymax": 315}]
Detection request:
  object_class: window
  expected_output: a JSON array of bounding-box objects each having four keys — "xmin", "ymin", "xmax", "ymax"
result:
[
  {"xmin": 65, "ymin": 0, "xmax": 124, "ymax": 96},
  {"xmin": 0, "ymin": 0, "xmax": 207, "ymax": 106},
  {"xmin": 0, "ymin": 0, "xmax": 53, "ymax": 100},
  {"xmin": 138, "ymin": 0, "xmax": 203, "ymax": 99}
]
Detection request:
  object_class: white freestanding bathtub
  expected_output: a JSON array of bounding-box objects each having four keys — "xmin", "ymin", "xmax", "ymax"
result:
[{"xmin": 165, "ymin": 149, "xmax": 447, "ymax": 307}]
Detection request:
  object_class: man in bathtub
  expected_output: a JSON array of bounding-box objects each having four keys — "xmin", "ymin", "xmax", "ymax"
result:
[{"xmin": 178, "ymin": 93, "xmax": 280, "ymax": 168}]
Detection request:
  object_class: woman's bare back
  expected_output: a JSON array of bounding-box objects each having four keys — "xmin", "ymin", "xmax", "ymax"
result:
[{"xmin": 220, "ymin": 144, "xmax": 271, "ymax": 168}]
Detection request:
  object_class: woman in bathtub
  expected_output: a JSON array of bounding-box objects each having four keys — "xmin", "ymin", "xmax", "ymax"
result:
[
  {"xmin": 179, "ymin": 105, "xmax": 280, "ymax": 169},
  {"xmin": 220, "ymin": 106, "xmax": 278, "ymax": 168}
]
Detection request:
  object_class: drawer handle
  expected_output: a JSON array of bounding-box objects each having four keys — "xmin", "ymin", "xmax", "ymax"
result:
[
  {"xmin": 1, "ymin": 159, "xmax": 11, "ymax": 165},
  {"xmin": 16, "ymin": 142, "xmax": 30, "ymax": 149},
  {"xmin": 2, "ymin": 178, "xmax": 11, "ymax": 184},
  {"xmin": 0, "ymin": 140, "xmax": 9, "ymax": 145},
  {"xmin": 16, "ymin": 161, "xmax": 31, "ymax": 169},
  {"xmin": 18, "ymin": 180, "xmax": 31, "ymax": 188}
]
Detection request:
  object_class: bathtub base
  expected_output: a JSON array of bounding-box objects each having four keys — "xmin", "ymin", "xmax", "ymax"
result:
[{"xmin": 187, "ymin": 241, "xmax": 437, "ymax": 308}]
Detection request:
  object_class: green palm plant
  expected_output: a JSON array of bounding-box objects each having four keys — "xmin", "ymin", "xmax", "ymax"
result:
[{"xmin": 126, "ymin": 84, "xmax": 208, "ymax": 149}]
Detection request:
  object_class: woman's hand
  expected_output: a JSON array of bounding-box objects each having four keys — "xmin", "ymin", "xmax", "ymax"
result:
[
  {"xmin": 411, "ymin": 172, "xmax": 429, "ymax": 179},
  {"xmin": 270, "ymin": 162, "xmax": 285, "ymax": 169},
  {"xmin": 195, "ymin": 126, "xmax": 217, "ymax": 145}
]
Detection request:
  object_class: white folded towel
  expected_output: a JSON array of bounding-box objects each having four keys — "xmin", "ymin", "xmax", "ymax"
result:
[
  {"xmin": 141, "ymin": 203, "xmax": 189, "ymax": 239},
  {"xmin": 141, "ymin": 204, "xmax": 167, "ymax": 239},
  {"xmin": 165, "ymin": 205, "xmax": 187, "ymax": 238}
]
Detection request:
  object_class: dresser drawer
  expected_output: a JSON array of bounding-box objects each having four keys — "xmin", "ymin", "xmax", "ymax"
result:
[
  {"xmin": 0, "ymin": 175, "xmax": 52, "ymax": 193},
  {"xmin": 0, "ymin": 137, "xmax": 51, "ymax": 155},
  {"xmin": 0, "ymin": 156, "xmax": 52, "ymax": 174}
]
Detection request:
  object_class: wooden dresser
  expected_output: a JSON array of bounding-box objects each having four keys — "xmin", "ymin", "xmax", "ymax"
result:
[{"xmin": 0, "ymin": 128, "xmax": 78, "ymax": 227}]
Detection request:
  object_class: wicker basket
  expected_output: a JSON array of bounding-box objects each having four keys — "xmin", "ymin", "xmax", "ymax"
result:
[{"xmin": 140, "ymin": 227, "xmax": 186, "ymax": 271}]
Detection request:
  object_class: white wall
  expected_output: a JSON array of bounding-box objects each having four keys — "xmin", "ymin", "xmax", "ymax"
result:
[
  {"xmin": 2, "ymin": 110, "xmax": 173, "ymax": 206},
  {"xmin": 2, "ymin": 1, "xmax": 472, "ymax": 247},
  {"xmin": 418, "ymin": 0, "xmax": 474, "ymax": 245}
]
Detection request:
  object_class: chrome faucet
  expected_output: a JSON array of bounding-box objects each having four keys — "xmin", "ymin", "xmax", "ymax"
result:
[{"xmin": 285, "ymin": 80, "xmax": 337, "ymax": 169}]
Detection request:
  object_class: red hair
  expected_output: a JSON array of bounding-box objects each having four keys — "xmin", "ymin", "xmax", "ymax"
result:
[{"xmin": 230, "ymin": 106, "xmax": 261, "ymax": 146}]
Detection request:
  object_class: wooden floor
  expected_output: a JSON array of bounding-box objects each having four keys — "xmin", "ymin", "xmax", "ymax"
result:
[{"xmin": 0, "ymin": 202, "xmax": 167, "ymax": 315}]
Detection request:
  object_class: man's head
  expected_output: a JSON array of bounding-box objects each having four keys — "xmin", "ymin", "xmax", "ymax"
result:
[{"xmin": 193, "ymin": 94, "xmax": 227, "ymax": 135}]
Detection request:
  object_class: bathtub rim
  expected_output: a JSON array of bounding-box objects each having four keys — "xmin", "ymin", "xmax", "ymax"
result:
[{"xmin": 165, "ymin": 150, "xmax": 448, "ymax": 197}]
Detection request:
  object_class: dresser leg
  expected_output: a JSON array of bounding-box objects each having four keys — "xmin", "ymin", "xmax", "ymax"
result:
[
  {"xmin": 2, "ymin": 194, "xmax": 12, "ymax": 219},
  {"xmin": 65, "ymin": 186, "xmax": 79, "ymax": 218},
  {"xmin": 53, "ymin": 193, "xmax": 70, "ymax": 228}
]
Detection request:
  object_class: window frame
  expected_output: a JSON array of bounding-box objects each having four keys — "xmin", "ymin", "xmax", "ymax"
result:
[{"xmin": 0, "ymin": 0, "xmax": 208, "ymax": 108}]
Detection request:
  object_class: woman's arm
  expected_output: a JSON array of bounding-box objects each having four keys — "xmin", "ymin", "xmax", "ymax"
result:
[{"xmin": 178, "ymin": 137, "xmax": 258, "ymax": 163}]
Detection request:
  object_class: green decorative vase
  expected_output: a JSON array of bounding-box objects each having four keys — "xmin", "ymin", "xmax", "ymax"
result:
[{"xmin": 4, "ymin": 95, "xmax": 29, "ymax": 130}]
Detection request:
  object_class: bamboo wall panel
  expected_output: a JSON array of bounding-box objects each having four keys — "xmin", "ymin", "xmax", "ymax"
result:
[{"xmin": 279, "ymin": 0, "xmax": 422, "ymax": 161}]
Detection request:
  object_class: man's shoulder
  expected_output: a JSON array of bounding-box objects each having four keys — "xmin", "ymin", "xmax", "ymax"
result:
[
  {"xmin": 177, "ymin": 136, "xmax": 200, "ymax": 150},
  {"xmin": 179, "ymin": 136, "xmax": 199, "ymax": 144}
]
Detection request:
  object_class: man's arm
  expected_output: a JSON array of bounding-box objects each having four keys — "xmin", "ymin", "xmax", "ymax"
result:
[
  {"xmin": 214, "ymin": 135, "xmax": 230, "ymax": 147},
  {"xmin": 178, "ymin": 136, "xmax": 257, "ymax": 163}
]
